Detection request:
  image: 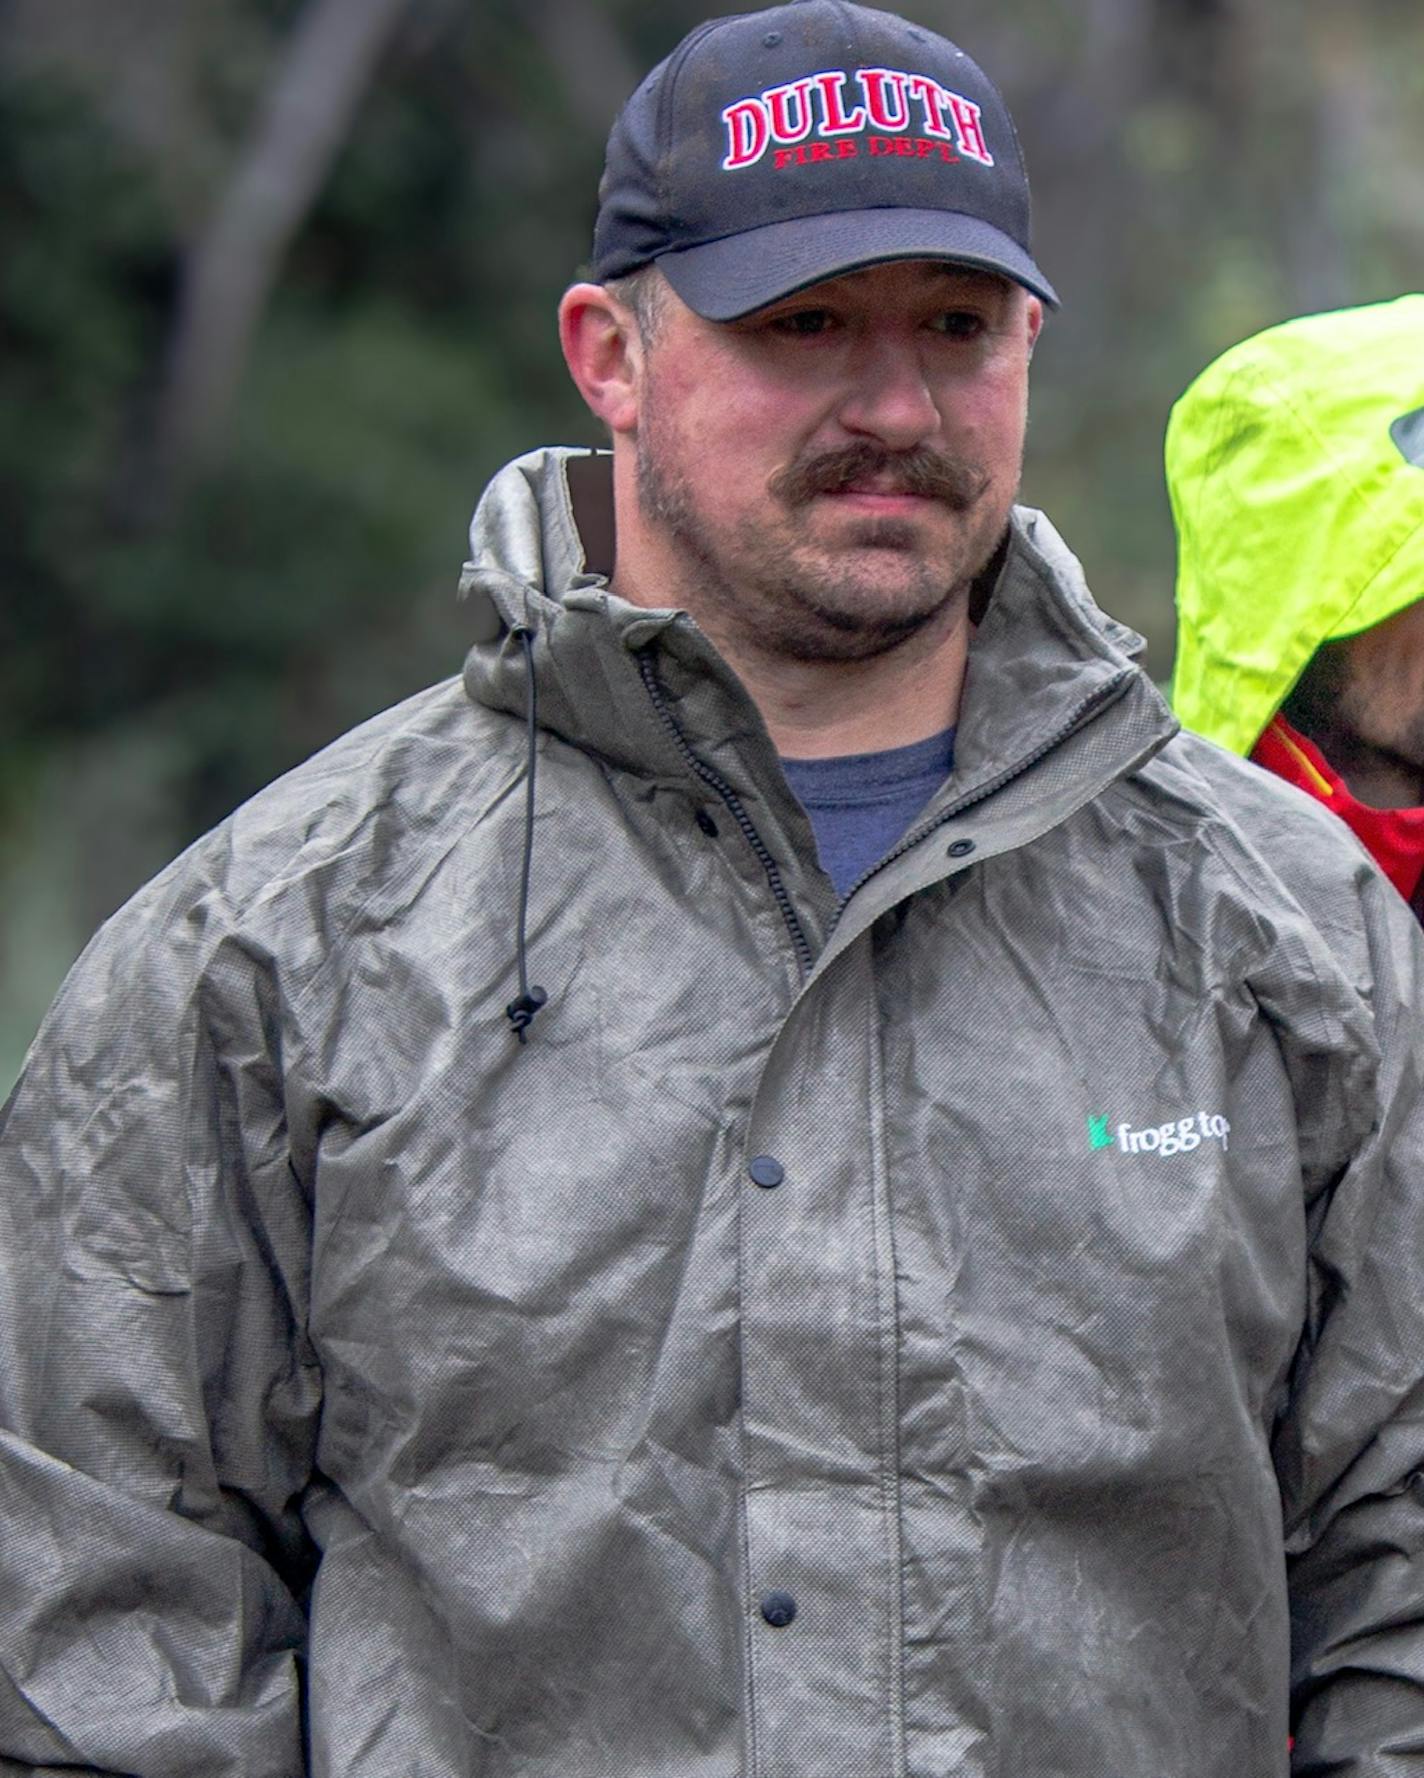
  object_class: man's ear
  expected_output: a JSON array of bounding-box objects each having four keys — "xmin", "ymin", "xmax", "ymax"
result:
[
  {"xmin": 1025, "ymin": 295, "xmax": 1044, "ymax": 356},
  {"xmin": 559, "ymin": 283, "xmax": 642, "ymax": 436}
]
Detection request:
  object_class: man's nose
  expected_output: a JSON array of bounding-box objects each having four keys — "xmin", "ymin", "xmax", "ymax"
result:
[{"xmin": 835, "ymin": 338, "xmax": 941, "ymax": 448}]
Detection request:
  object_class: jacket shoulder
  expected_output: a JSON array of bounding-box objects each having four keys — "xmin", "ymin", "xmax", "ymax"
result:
[
  {"xmin": 1135, "ymin": 727, "xmax": 1397, "ymax": 961},
  {"xmin": 71, "ymin": 677, "xmax": 524, "ymax": 997}
]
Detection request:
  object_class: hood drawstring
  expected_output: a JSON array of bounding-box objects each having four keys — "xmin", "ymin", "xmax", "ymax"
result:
[{"xmin": 505, "ymin": 622, "xmax": 548, "ymax": 1042}]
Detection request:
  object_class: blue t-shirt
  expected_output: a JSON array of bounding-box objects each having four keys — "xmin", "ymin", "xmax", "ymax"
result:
[{"xmin": 781, "ymin": 725, "xmax": 957, "ymax": 899}]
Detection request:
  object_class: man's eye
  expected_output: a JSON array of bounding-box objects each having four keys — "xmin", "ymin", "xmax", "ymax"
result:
[
  {"xmin": 931, "ymin": 311, "xmax": 986, "ymax": 339},
  {"xmin": 772, "ymin": 310, "xmax": 834, "ymax": 336}
]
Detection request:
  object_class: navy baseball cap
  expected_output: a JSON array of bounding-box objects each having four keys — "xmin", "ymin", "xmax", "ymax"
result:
[{"xmin": 590, "ymin": 0, "xmax": 1058, "ymax": 320}]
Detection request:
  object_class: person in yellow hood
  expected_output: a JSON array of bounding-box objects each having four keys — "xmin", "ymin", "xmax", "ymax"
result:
[{"xmin": 1167, "ymin": 295, "xmax": 1424, "ymax": 915}]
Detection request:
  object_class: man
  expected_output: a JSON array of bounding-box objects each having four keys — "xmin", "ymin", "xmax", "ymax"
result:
[
  {"xmin": 2, "ymin": 6, "xmax": 1423, "ymax": 1775},
  {"xmin": 1168, "ymin": 296, "xmax": 1424, "ymax": 915}
]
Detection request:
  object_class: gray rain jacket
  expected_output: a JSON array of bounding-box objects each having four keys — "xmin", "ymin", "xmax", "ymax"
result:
[{"xmin": 3, "ymin": 448, "xmax": 1424, "ymax": 1778}]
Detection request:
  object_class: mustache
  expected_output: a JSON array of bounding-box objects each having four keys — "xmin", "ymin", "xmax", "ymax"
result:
[{"xmin": 768, "ymin": 442, "xmax": 991, "ymax": 511}]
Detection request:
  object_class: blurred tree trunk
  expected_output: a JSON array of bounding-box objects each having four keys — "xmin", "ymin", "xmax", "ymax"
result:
[
  {"xmin": 529, "ymin": 0, "xmax": 638, "ymax": 135},
  {"xmin": 150, "ymin": 0, "xmax": 412, "ymax": 511}
]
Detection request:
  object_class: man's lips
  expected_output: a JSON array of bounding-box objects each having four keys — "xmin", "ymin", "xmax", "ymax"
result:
[{"xmin": 817, "ymin": 484, "xmax": 937, "ymax": 510}]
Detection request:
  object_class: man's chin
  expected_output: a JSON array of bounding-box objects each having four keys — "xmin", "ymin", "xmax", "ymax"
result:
[
  {"xmin": 771, "ymin": 566, "xmax": 967, "ymax": 659},
  {"xmin": 790, "ymin": 536, "xmax": 970, "ymax": 608},
  {"xmin": 835, "ymin": 517, "xmax": 927, "ymax": 552}
]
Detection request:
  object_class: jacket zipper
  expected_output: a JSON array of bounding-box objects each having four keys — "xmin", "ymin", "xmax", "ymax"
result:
[
  {"xmin": 638, "ymin": 651, "xmax": 816, "ymax": 980},
  {"xmin": 827, "ymin": 668, "xmax": 1136, "ymax": 937}
]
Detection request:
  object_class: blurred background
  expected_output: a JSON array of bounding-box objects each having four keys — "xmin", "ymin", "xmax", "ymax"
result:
[{"xmin": 2, "ymin": 0, "xmax": 1422, "ymax": 1086}]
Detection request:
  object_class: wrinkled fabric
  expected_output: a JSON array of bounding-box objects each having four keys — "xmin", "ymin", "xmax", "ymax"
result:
[
  {"xmin": 3, "ymin": 446, "xmax": 1424, "ymax": 1777},
  {"xmin": 1166, "ymin": 293, "xmax": 1424, "ymax": 758}
]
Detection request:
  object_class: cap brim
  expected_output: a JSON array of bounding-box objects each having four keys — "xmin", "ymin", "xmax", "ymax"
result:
[{"xmin": 655, "ymin": 207, "xmax": 1059, "ymax": 320}]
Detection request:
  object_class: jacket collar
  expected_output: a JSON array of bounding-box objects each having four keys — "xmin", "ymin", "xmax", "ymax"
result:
[
  {"xmin": 460, "ymin": 448, "xmax": 747, "ymax": 787},
  {"xmin": 459, "ymin": 446, "xmax": 1177, "ymax": 847}
]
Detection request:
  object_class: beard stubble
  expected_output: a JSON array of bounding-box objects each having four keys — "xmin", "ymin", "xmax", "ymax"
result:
[{"xmin": 636, "ymin": 410, "xmax": 1007, "ymax": 665}]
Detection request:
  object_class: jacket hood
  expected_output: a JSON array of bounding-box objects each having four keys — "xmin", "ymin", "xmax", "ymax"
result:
[{"xmin": 1167, "ymin": 293, "xmax": 1424, "ymax": 756}]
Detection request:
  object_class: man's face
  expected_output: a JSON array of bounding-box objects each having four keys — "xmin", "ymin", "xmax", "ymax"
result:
[
  {"xmin": 1334, "ymin": 599, "xmax": 1424, "ymax": 781},
  {"xmin": 629, "ymin": 260, "xmax": 1041, "ymax": 663}
]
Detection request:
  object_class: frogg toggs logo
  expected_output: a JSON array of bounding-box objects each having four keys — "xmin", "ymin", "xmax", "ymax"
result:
[
  {"xmin": 1087, "ymin": 1111, "xmax": 1231, "ymax": 1157},
  {"xmin": 721, "ymin": 66, "xmax": 995, "ymax": 172}
]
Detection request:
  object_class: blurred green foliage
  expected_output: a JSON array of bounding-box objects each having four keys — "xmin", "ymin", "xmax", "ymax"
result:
[{"xmin": 1, "ymin": 80, "xmax": 169, "ymax": 762}]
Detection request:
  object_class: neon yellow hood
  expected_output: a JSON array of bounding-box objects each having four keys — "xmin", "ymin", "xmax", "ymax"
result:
[{"xmin": 1167, "ymin": 294, "xmax": 1424, "ymax": 756}]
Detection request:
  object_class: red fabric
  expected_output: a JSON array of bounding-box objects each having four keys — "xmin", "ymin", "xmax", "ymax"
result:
[{"xmin": 1252, "ymin": 716, "xmax": 1424, "ymax": 904}]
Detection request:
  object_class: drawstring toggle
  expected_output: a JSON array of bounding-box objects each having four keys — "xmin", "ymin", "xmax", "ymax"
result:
[
  {"xmin": 506, "ymin": 986, "xmax": 547, "ymax": 1042},
  {"xmin": 506, "ymin": 622, "xmax": 548, "ymax": 1044}
]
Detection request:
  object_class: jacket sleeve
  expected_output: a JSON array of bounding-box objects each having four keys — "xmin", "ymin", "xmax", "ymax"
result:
[
  {"xmin": 1278, "ymin": 870, "xmax": 1424, "ymax": 1773},
  {"xmin": 0, "ymin": 856, "xmax": 320, "ymax": 1777}
]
